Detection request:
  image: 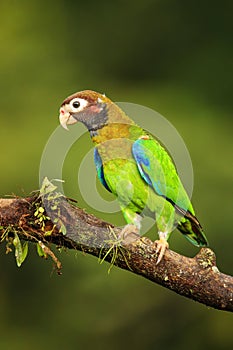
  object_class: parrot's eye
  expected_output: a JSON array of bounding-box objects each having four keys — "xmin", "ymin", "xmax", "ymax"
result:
[
  {"xmin": 69, "ymin": 97, "xmax": 88, "ymax": 112},
  {"xmin": 72, "ymin": 101, "xmax": 80, "ymax": 109}
]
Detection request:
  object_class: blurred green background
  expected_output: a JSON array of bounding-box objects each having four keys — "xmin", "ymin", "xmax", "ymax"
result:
[{"xmin": 0, "ymin": 0, "xmax": 232, "ymax": 349}]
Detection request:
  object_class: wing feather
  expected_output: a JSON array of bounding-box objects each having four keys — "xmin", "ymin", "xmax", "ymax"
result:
[{"xmin": 132, "ymin": 138, "xmax": 192, "ymax": 213}]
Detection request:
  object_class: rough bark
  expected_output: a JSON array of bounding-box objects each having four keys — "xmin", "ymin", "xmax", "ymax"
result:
[{"xmin": 0, "ymin": 195, "xmax": 232, "ymax": 312}]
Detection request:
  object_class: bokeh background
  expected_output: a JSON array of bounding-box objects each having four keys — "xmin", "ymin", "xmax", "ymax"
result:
[{"xmin": 0, "ymin": 0, "xmax": 232, "ymax": 349}]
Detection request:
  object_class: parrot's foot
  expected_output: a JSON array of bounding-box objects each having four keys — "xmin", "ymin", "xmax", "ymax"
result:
[
  {"xmin": 154, "ymin": 237, "xmax": 169, "ymax": 265},
  {"xmin": 119, "ymin": 224, "xmax": 141, "ymax": 245}
]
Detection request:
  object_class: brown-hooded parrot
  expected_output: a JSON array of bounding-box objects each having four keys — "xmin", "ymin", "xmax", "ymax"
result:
[{"xmin": 59, "ymin": 90, "xmax": 208, "ymax": 264}]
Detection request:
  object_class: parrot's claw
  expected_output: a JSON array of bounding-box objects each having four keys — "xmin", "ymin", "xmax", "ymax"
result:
[
  {"xmin": 119, "ymin": 224, "xmax": 140, "ymax": 245},
  {"xmin": 154, "ymin": 237, "xmax": 169, "ymax": 265}
]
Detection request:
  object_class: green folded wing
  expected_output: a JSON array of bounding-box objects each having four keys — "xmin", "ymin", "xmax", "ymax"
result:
[
  {"xmin": 132, "ymin": 138, "xmax": 193, "ymax": 214},
  {"xmin": 132, "ymin": 138, "xmax": 208, "ymax": 247}
]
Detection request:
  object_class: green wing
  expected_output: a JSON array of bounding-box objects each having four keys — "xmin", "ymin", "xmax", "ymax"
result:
[
  {"xmin": 132, "ymin": 138, "xmax": 192, "ymax": 214},
  {"xmin": 132, "ymin": 138, "xmax": 208, "ymax": 246}
]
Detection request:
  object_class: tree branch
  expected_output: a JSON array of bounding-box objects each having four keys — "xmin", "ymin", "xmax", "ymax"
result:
[{"xmin": 0, "ymin": 194, "xmax": 232, "ymax": 312}]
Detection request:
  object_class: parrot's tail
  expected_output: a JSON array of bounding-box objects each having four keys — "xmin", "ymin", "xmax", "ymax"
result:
[{"xmin": 177, "ymin": 211, "xmax": 208, "ymax": 247}]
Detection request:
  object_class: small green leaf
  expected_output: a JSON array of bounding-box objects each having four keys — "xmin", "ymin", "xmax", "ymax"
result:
[
  {"xmin": 36, "ymin": 242, "xmax": 47, "ymax": 258},
  {"xmin": 60, "ymin": 223, "xmax": 67, "ymax": 235},
  {"xmin": 13, "ymin": 233, "xmax": 28, "ymax": 267},
  {"xmin": 21, "ymin": 242, "xmax": 29, "ymax": 264},
  {"xmin": 40, "ymin": 177, "xmax": 57, "ymax": 196}
]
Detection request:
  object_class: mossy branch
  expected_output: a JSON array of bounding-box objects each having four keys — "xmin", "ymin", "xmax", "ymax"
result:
[{"xmin": 0, "ymin": 192, "xmax": 232, "ymax": 312}]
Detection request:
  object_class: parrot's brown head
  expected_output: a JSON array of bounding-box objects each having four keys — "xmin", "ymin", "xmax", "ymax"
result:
[{"xmin": 59, "ymin": 90, "xmax": 111, "ymax": 132}]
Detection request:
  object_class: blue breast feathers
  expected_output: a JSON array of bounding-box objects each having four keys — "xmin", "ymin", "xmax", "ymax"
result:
[{"xmin": 94, "ymin": 148, "xmax": 111, "ymax": 192}]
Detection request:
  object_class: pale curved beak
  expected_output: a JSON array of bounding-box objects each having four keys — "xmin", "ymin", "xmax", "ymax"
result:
[{"xmin": 59, "ymin": 107, "xmax": 78, "ymax": 130}]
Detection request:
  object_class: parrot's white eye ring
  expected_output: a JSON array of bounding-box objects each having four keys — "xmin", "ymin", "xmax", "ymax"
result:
[{"xmin": 70, "ymin": 98, "xmax": 88, "ymax": 112}]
